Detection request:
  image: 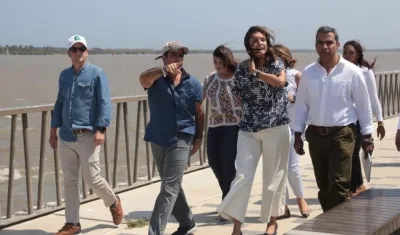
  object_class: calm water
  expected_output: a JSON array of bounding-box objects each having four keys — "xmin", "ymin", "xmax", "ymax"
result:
[{"xmin": 0, "ymin": 52, "xmax": 398, "ymax": 217}]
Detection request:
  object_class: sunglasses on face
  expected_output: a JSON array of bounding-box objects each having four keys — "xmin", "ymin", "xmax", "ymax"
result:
[{"xmin": 69, "ymin": 46, "xmax": 87, "ymax": 53}]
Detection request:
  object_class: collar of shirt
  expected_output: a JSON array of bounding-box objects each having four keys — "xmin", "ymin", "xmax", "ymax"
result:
[{"xmin": 71, "ymin": 61, "xmax": 90, "ymax": 74}]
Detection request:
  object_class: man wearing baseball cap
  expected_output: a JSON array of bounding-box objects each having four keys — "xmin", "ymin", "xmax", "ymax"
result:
[
  {"xmin": 139, "ymin": 41, "xmax": 204, "ymax": 235},
  {"xmin": 50, "ymin": 35, "xmax": 123, "ymax": 235}
]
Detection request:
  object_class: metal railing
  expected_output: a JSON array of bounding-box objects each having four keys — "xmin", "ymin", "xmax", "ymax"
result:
[
  {"xmin": 0, "ymin": 70, "xmax": 399, "ymax": 228},
  {"xmin": 0, "ymin": 95, "xmax": 210, "ymax": 228},
  {"xmin": 375, "ymin": 70, "xmax": 400, "ymax": 118}
]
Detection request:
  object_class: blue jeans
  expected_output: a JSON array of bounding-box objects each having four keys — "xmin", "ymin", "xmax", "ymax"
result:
[{"xmin": 148, "ymin": 133, "xmax": 194, "ymax": 235}]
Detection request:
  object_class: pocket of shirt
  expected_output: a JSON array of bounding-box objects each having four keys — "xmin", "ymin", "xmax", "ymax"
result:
[
  {"xmin": 332, "ymin": 80, "xmax": 350, "ymax": 97},
  {"xmin": 75, "ymin": 82, "xmax": 94, "ymax": 97},
  {"xmin": 181, "ymin": 88, "xmax": 195, "ymax": 101}
]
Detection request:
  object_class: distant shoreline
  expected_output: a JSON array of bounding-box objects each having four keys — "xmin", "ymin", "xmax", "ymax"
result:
[{"xmin": 1, "ymin": 45, "xmax": 400, "ymax": 55}]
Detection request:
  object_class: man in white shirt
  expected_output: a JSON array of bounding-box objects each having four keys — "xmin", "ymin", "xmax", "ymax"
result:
[{"xmin": 292, "ymin": 26, "xmax": 374, "ymax": 212}]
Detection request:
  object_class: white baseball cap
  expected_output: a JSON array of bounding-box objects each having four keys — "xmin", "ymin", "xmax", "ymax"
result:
[{"xmin": 68, "ymin": 35, "xmax": 88, "ymax": 49}]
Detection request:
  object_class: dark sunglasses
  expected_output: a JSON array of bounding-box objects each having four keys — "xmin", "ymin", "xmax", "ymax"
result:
[{"xmin": 69, "ymin": 46, "xmax": 87, "ymax": 53}]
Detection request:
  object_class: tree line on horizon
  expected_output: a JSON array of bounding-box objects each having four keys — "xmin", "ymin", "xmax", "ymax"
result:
[{"xmin": 1, "ymin": 45, "xmax": 400, "ymax": 55}]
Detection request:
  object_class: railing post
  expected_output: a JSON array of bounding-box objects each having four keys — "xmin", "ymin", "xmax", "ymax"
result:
[
  {"xmin": 21, "ymin": 113, "xmax": 33, "ymax": 214},
  {"xmin": 82, "ymin": 178, "xmax": 87, "ymax": 199},
  {"xmin": 112, "ymin": 103, "xmax": 122, "ymax": 188},
  {"xmin": 37, "ymin": 111, "xmax": 48, "ymax": 209},
  {"xmin": 133, "ymin": 101, "xmax": 142, "ymax": 182},
  {"xmin": 142, "ymin": 100, "xmax": 152, "ymax": 180},
  {"xmin": 6, "ymin": 115, "xmax": 17, "ymax": 219},
  {"xmin": 123, "ymin": 102, "xmax": 132, "ymax": 186},
  {"xmin": 396, "ymin": 73, "xmax": 400, "ymax": 114},
  {"xmin": 389, "ymin": 73, "xmax": 395, "ymax": 116},
  {"xmin": 103, "ymin": 132, "xmax": 110, "ymax": 183}
]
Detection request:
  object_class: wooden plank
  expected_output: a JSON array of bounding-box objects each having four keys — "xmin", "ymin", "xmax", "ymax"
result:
[{"xmin": 284, "ymin": 188, "xmax": 400, "ymax": 235}]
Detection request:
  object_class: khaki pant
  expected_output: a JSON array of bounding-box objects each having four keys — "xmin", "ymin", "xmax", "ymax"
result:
[
  {"xmin": 60, "ymin": 132, "xmax": 117, "ymax": 224},
  {"xmin": 305, "ymin": 124, "xmax": 356, "ymax": 212}
]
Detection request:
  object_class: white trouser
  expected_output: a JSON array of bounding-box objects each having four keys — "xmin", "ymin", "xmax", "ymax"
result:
[
  {"xmin": 217, "ymin": 124, "xmax": 290, "ymax": 223},
  {"xmin": 286, "ymin": 129, "xmax": 305, "ymax": 203}
]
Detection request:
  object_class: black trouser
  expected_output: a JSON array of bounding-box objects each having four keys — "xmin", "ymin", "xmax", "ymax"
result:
[
  {"xmin": 207, "ymin": 125, "xmax": 239, "ymax": 200},
  {"xmin": 350, "ymin": 121, "xmax": 363, "ymax": 193}
]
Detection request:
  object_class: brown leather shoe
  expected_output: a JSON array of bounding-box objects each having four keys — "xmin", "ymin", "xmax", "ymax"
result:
[
  {"xmin": 54, "ymin": 223, "xmax": 82, "ymax": 235},
  {"xmin": 110, "ymin": 195, "xmax": 123, "ymax": 225}
]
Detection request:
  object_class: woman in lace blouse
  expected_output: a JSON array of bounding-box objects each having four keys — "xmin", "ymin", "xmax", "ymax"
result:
[
  {"xmin": 343, "ymin": 40, "xmax": 386, "ymax": 196},
  {"xmin": 202, "ymin": 45, "xmax": 241, "ymax": 221},
  {"xmin": 217, "ymin": 26, "xmax": 290, "ymax": 235}
]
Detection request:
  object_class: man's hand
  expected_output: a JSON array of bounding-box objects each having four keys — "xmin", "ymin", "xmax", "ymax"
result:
[
  {"xmin": 377, "ymin": 122, "xmax": 385, "ymax": 140},
  {"xmin": 49, "ymin": 128, "xmax": 58, "ymax": 149},
  {"xmin": 395, "ymin": 130, "xmax": 400, "ymax": 151},
  {"xmin": 94, "ymin": 131, "xmax": 105, "ymax": 146},
  {"xmin": 190, "ymin": 138, "xmax": 202, "ymax": 157},
  {"xmin": 362, "ymin": 135, "xmax": 374, "ymax": 154},
  {"xmin": 164, "ymin": 62, "xmax": 183, "ymax": 75},
  {"xmin": 294, "ymin": 132, "xmax": 305, "ymax": 155},
  {"xmin": 49, "ymin": 133, "xmax": 58, "ymax": 149}
]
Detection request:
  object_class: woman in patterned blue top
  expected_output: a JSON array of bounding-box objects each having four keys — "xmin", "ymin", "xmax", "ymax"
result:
[{"xmin": 217, "ymin": 26, "xmax": 291, "ymax": 235}]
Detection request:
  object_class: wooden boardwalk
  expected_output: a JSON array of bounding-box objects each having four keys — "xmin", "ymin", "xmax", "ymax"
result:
[{"xmin": 285, "ymin": 185, "xmax": 400, "ymax": 235}]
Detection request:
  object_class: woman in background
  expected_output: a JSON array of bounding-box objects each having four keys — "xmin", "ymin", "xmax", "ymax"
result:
[
  {"xmin": 202, "ymin": 45, "xmax": 241, "ymax": 221},
  {"xmin": 343, "ymin": 40, "xmax": 386, "ymax": 196},
  {"xmin": 274, "ymin": 44, "xmax": 310, "ymax": 219}
]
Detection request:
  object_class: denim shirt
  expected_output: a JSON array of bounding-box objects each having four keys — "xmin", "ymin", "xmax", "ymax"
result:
[
  {"xmin": 50, "ymin": 62, "xmax": 112, "ymax": 142},
  {"xmin": 144, "ymin": 70, "xmax": 203, "ymax": 147}
]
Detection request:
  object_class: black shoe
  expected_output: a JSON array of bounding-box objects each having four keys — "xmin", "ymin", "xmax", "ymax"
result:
[
  {"xmin": 276, "ymin": 207, "xmax": 290, "ymax": 220},
  {"xmin": 171, "ymin": 222, "xmax": 197, "ymax": 235}
]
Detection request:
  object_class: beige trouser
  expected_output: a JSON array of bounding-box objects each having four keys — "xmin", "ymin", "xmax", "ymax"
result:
[
  {"xmin": 60, "ymin": 131, "xmax": 117, "ymax": 224},
  {"xmin": 217, "ymin": 124, "xmax": 290, "ymax": 223}
]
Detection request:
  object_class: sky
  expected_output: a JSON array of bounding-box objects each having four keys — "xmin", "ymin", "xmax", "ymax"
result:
[{"xmin": 1, "ymin": 0, "xmax": 399, "ymax": 50}]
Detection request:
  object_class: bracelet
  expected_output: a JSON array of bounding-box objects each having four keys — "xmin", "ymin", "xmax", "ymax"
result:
[
  {"xmin": 291, "ymin": 95, "xmax": 296, "ymax": 104},
  {"xmin": 161, "ymin": 66, "xmax": 167, "ymax": 77},
  {"xmin": 363, "ymin": 137, "xmax": 374, "ymax": 144}
]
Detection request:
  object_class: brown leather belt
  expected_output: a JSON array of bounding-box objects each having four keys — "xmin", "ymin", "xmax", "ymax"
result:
[
  {"xmin": 308, "ymin": 125, "xmax": 349, "ymax": 136},
  {"xmin": 73, "ymin": 129, "xmax": 90, "ymax": 135}
]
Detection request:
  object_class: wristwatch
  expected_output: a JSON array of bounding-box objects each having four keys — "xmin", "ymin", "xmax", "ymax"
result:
[
  {"xmin": 253, "ymin": 70, "xmax": 260, "ymax": 78},
  {"xmin": 363, "ymin": 137, "xmax": 374, "ymax": 144}
]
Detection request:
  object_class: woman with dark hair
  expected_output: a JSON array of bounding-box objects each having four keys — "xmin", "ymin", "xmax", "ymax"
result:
[
  {"xmin": 273, "ymin": 44, "xmax": 310, "ymax": 219},
  {"xmin": 343, "ymin": 40, "xmax": 386, "ymax": 196},
  {"xmin": 217, "ymin": 26, "xmax": 290, "ymax": 235},
  {"xmin": 202, "ymin": 45, "xmax": 241, "ymax": 221}
]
